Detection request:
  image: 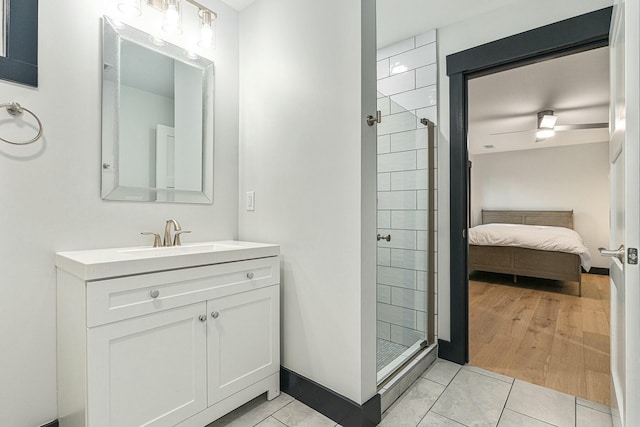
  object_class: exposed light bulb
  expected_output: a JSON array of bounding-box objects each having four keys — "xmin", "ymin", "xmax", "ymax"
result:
[
  {"xmin": 198, "ymin": 9, "xmax": 216, "ymax": 48},
  {"xmin": 198, "ymin": 25, "xmax": 214, "ymax": 48},
  {"xmin": 162, "ymin": 1, "xmax": 182, "ymax": 34}
]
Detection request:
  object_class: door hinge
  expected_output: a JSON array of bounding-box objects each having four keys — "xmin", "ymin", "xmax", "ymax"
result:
[{"xmin": 628, "ymin": 248, "xmax": 638, "ymax": 265}]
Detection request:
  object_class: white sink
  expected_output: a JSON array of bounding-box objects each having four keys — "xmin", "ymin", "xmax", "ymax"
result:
[
  {"xmin": 117, "ymin": 242, "xmax": 240, "ymax": 257},
  {"xmin": 56, "ymin": 240, "xmax": 280, "ymax": 280}
]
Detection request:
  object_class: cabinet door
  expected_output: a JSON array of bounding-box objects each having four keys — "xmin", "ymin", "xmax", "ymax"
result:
[
  {"xmin": 207, "ymin": 285, "xmax": 280, "ymax": 405},
  {"xmin": 87, "ymin": 303, "xmax": 207, "ymax": 427}
]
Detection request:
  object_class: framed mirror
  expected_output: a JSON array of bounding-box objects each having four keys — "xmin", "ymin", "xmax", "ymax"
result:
[{"xmin": 101, "ymin": 16, "xmax": 214, "ymax": 203}]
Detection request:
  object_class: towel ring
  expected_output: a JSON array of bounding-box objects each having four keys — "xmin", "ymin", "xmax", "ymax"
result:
[{"xmin": 0, "ymin": 102, "xmax": 44, "ymax": 145}]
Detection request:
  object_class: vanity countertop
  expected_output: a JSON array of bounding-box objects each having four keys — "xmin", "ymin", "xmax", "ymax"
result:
[{"xmin": 56, "ymin": 240, "xmax": 280, "ymax": 281}]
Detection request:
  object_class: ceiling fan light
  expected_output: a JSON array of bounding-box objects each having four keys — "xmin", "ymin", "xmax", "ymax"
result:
[
  {"xmin": 536, "ymin": 128, "xmax": 555, "ymax": 139},
  {"xmin": 539, "ymin": 114, "xmax": 558, "ymax": 129}
]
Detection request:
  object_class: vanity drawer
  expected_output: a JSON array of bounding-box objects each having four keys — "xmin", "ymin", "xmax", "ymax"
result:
[{"xmin": 86, "ymin": 256, "xmax": 279, "ymax": 327}]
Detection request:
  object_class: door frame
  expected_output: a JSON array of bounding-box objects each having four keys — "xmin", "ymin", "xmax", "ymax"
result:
[{"xmin": 442, "ymin": 7, "xmax": 613, "ymax": 364}]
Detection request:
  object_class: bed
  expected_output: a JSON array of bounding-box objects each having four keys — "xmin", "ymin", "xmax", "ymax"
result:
[{"xmin": 468, "ymin": 210, "xmax": 591, "ymax": 297}]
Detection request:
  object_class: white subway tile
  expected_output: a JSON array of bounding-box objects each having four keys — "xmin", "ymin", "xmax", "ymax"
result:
[
  {"xmin": 378, "ymin": 97, "xmax": 391, "ymax": 116},
  {"xmin": 378, "ymin": 111, "xmax": 418, "ymax": 135},
  {"xmin": 416, "ymin": 64, "xmax": 437, "ymax": 88},
  {"xmin": 391, "ymin": 210, "xmax": 428, "ymax": 230},
  {"xmin": 416, "ymin": 311, "xmax": 427, "ymax": 333},
  {"xmin": 377, "ymin": 266, "xmax": 416, "ymax": 289},
  {"xmin": 390, "ymin": 85, "xmax": 437, "ymax": 112},
  {"xmin": 390, "ymin": 128, "xmax": 427, "ymax": 152},
  {"xmin": 378, "ymin": 284, "xmax": 392, "ymax": 303},
  {"xmin": 378, "ymin": 228, "xmax": 417, "ymax": 250},
  {"xmin": 377, "ymin": 321, "xmax": 391, "ymax": 340},
  {"xmin": 417, "ymin": 231, "xmax": 428, "ymax": 251},
  {"xmin": 378, "ymin": 172, "xmax": 391, "ymax": 191},
  {"xmin": 417, "ymin": 190, "xmax": 428, "ymax": 210},
  {"xmin": 391, "ymin": 249, "xmax": 428, "ymax": 272},
  {"xmin": 417, "ymin": 271, "xmax": 427, "ymax": 291},
  {"xmin": 377, "ymin": 58, "xmax": 390, "ymax": 79},
  {"xmin": 378, "ymin": 150, "xmax": 417, "ymax": 173},
  {"xmin": 391, "ymin": 287, "xmax": 427, "ymax": 311},
  {"xmin": 391, "ymin": 170, "xmax": 428, "ymax": 191},
  {"xmin": 378, "ymin": 191, "xmax": 417, "ymax": 210},
  {"xmin": 417, "ymin": 149, "xmax": 428, "ymax": 170},
  {"xmin": 390, "ymin": 44, "xmax": 436, "ymax": 72},
  {"xmin": 378, "ymin": 210, "xmax": 391, "ymax": 228},
  {"xmin": 416, "ymin": 30, "xmax": 436, "ymax": 47},
  {"xmin": 377, "ymin": 37, "xmax": 415, "ymax": 60},
  {"xmin": 378, "ymin": 247, "xmax": 391, "ymax": 266},
  {"xmin": 377, "ymin": 90, "xmax": 386, "ymax": 99},
  {"xmin": 390, "ymin": 324, "xmax": 424, "ymax": 347},
  {"xmin": 378, "ymin": 303, "xmax": 417, "ymax": 329},
  {"xmin": 377, "ymin": 72, "xmax": 415, "ymax": 97},
  {"xmin": 416, "ymin": 105, "xmax": 437, "ymax": 125},
  {"xmin": 390, "ymin": 98, "xmax": 409, "ymax": 114},
  {"xmin": 377, "ymin": 135, "xmax": 390, "ymax": 154}
]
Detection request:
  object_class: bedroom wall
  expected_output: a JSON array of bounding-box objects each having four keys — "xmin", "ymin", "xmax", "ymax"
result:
[{"xmin": 470, "ymin": 142, "xmax": 610, "ymax": 269}]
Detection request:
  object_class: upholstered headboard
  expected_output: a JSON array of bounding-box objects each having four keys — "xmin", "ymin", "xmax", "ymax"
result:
[{"xmin": 481, "ymin": 210, "xmax": 574, "ymax": 229}]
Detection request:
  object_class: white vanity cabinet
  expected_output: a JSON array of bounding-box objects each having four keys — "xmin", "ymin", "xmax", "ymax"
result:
[{"xmin": 56, "ymin": 241, "xmax": 280, "ymax": 427}]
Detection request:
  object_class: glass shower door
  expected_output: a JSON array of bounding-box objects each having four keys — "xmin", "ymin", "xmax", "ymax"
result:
[{"xmin": 375, "ymin": 93, "xmax": 435, "ymax": 383}]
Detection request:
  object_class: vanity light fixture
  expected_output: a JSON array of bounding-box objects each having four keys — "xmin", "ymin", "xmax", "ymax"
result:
[
  {"xmin": 162, "ymin": 0, "xmax": 183, "ymax": 34},
  {"xmin": 145, "ymin": 0, "xmax": 217, "ymax": 48},
  {"xmin": 118, "ymin": 0, "xmax": 143, "ymax": 17},
  {"xmin": 198, "ymin": 9, "xmax": 216, "ymax": 48}
]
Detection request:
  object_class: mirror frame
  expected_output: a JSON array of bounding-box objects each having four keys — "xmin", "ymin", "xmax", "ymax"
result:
[{"xmin": 101, "ymin": 16, "xmax": 215, "ymax": 204}]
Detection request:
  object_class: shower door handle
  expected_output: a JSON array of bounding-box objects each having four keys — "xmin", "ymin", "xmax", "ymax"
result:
[
  {"xmin": 367, "ymin": 110, "xmax": 382, "ymax": 126},
  {"xmin": 377, "ymin": 234, "xmax": 391, "ymax": 242}
]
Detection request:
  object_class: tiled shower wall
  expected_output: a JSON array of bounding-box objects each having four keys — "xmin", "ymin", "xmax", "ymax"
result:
[{"xmin": 376, "ymin": 30, "xmax": 438, "ymax": 349}]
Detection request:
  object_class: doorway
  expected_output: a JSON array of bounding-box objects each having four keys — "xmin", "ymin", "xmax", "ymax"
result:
[
  {"xmin": 442, "ymin": 6, "xmax": 613, "ymax": 370},
  {"xmin": 464, "ymin": 47, "xmax": 611, "ymax": 403}
]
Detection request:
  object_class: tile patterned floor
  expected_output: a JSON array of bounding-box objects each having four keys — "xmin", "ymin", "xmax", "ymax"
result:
[
  {"xmin": 206, "ymin": 360, "xmax": 613, "ymax": 427},
  {"xmin": 377, "ymin": 338, "xmax": 409, "ymax": 371}
]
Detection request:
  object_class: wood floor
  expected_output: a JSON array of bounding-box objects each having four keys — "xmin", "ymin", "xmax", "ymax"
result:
[{"xmin": 469, "ymin": 272, "xmax": 610, "ymax": 405}]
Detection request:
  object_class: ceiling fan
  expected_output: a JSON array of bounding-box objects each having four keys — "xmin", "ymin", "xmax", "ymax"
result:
[{"xmin": 490, "ymin": 110, "xmax": 608, "ymax": 141}]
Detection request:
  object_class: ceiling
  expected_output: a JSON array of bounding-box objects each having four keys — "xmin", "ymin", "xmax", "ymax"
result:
[
  {"xmin": 468, "ymin": 47, "xmax": 610, "ymax": 155},
  {"xmin": 222, "ymin": 0, "xmax": 529, "ymax": 42},
  {"xmin": 376, "ymin": 0, "xmax": 527, "ymax": 48},
  {"xmin": 220, "ymin": 0, "xmax": 257, "ymax": 11}
]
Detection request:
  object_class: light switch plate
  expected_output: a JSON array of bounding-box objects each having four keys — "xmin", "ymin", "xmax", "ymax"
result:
[{"xmin": 246, "ymin": 191, "xmax": 255, "ymax": 211}]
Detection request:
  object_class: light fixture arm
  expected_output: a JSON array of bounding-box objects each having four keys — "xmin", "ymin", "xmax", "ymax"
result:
[{"xmin": 185, "ymin": 0, "xmax": 217, "ymax": 20}]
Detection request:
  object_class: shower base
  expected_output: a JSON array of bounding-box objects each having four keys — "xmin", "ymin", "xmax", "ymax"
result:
[{"xmin": 376, "ymin": 338, "xmax": 409, "ymax": 372}]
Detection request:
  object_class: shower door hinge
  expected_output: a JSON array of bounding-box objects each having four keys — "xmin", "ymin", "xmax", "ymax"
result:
[{"xmin": 367, "ymin": 110, "xmax": 382, "ymax": 126}]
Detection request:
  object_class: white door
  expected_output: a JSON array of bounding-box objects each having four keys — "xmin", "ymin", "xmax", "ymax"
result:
[
  {"xmin": 207, "ymin": 286, "xmax": 280, "ymax": 406},
  {"xmin": 606, "ymin": 1, "xmax": 639, "ymax": 426},
  {"xmin": 87, "ymin": 303, "xmax": 208, "ymax": 427}
]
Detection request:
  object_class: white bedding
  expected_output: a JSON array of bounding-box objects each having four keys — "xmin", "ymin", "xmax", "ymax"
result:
[{"xmin": 469, "ymin": 223, "xmax": 592, "ymax": 271}]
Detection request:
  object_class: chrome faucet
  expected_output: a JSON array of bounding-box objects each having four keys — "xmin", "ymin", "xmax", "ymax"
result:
[{"xmin": 163, "ymin": 219, "xmax": 191, "ymax": 246}]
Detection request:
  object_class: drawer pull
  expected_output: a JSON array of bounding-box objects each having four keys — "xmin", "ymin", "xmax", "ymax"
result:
[
  {"xmin": 211, "ymin": 311, "xmax": 219, "ymax": 319},
  {"xmin": 247, "ymin": 272, "xmax": 254, "ymax": 279},
  {"xmin": 149, "ymin": 290, "xmax": 160, "ymax": 299},
  {"xmin": 199, "ymin": 315, "xmax": 207, "ymax": 322}
]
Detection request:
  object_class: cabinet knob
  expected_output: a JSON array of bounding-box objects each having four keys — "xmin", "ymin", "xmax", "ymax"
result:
[
  {"xmin": 246, "ymin": 272, "xmax": 254, "ymax": 279},
  {"xmin": 150, "ymin": 289, "xmax": 160, "ymax": 299},
  {"xmin": 199, "ymin": 315, "xmax": 207, "ymax": 322},
  {"xmin": 211, "ymin": 311, "xmax": 219, "ymax": 319}
]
